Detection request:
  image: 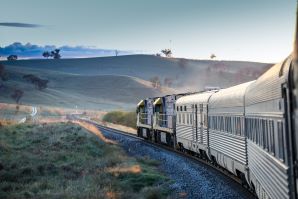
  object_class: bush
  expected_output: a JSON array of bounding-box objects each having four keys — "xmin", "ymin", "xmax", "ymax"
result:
[{"xmin": 103, "ymin": 111, "xmax": 136, "ymax": 129}]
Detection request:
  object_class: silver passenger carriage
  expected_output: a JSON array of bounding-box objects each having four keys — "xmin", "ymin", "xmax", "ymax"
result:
[
  {"xmin": 208, "ymin": 81, "xmax": 254, "ymax": 183},
  {"xmin": 175, "ymin": 91, "xmax": 216, "ymax": 159},
  {"xmin": 245, "ymin": 56, "xmax": 296, "ymax": 199},
  {"xmin": 136, "ymin": 98, "xmax": 155, "ymax": 138}
]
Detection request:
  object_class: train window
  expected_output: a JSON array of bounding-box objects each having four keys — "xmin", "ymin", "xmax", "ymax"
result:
[
  {"xmin": 269, "ymin": 120, "xmax": 275, "ymax": 155},
  {"xmin": 180, "ymin": 106, "xmax": 182, "ymax": 111},
  {"xmin": 187, "ymin": 113, "xmax": 189, "ymax": 124},
  {"xmin": 220, "ymin": 116, "xmax": 223, "ymax": 131},
  {"xmin": 177, "ymin": 106, "xmax": 179, "ymax": 111},
  {"xmin": 236, "ymin": 117, "xmax": 241, "ymax": 135},
  {"xmin": 221, "ymin": 117, "xmax": 226, "ymax": 131},
  {"xmin": 259, "ymin": 120, "xmax": 264, "ymax": 147},
  {"xmin": 277, "ymin": 121, "xmax": 285, "ymax": 161},
  {"xmin": 264, "ymin": 120, "xmax": 268, "ymax": 150},
  {"xmin": 184, "ymin": 106, "xmax": 187, "ymax": 111},
  {"xmin": 224, "ymin": 117, "xmax": 228, "ymax": 132},
  {"xmin": 256, "ymin": 119, "xmax": 260, "ymax": 145},
  {"xmin": 251, "ymin": 119, "xmax": 254, "ymax": 141},
  {"xmin": 248, "ymin": 118, "xmax": 252, "ymax": 139},
  {"xmin": 245, "ymin": 118, "xmax": 249, "ymax": 138}
]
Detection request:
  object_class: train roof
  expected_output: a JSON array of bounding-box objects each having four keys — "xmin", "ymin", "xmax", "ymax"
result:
[
  {"xmin": 245, "ymin": 55, "xmax": 292, "ymax": 106},
  {"xmin": 176, "ymin": 91, "xmax": 216, "ymax": 105},
  {"xmin": 209, "ymin": 81, "xmax": 254, "ymax": 109}
]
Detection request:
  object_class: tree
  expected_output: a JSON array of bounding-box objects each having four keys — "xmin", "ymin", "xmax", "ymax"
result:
[
  {"xmin": 210, "ymin": 53, "xmax": 216, "ymax": 59},
  {"xmin": 115, "ymin": 50, "xmax": 119, "ymax": 56},
  {"xmin": 164, "ymin": 77, "xmax": 173, "ymax": 87},
  {"xmin": 0, "ymin": 64, "xmax": 9, "ymax": 89},
  {"xmin": 11, "ymin": 89, "xmax": 24, "ymax": 104},
  {"xmin": 7, "ymin": 55, "xmax": 18, "ymax": 61},
  {"xmin": 42, "ymin": 51, "xmax": 51, "ymax": 59},
  {"xmin": 0, "ymin": 64, "xmax": 9, "ymax": 81},
  {"xmin": 23, "ymin": 74, "xmax": 49, "ymax": 90},
  {"xmin": 155, "ymin": 53, "xmax": 161, "ymax": 57},
  {"xmin": 161, "ymin": 49, "xmax": 172, "ymax": 58},
  {"xmin": 150, "ymin": 76, "xmax": 161, "ymax": 88},
  {"xmin": 50, "ymin": 49, "xmax": 61, "ymax": 59}
]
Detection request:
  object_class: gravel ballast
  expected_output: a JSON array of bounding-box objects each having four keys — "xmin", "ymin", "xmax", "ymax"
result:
[{"xmin": 99, "ymin": 127, "xmax": 255, "ymax": 199}]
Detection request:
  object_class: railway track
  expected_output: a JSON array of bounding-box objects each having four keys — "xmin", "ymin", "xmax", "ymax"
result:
[{"xmin": 77, "ymin": 117, "xmax": 256, "ymax": 198}]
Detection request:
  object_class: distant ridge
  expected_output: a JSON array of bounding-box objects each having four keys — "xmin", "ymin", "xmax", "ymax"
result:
[{"xmin": 0, "ymin": 55, "xmax": 272, "ymax": 110}]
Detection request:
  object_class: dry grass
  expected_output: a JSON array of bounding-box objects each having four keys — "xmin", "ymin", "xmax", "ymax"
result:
[
  {"xmin": 0, "ymin": 119, "xmax": 16, "ymax": 126},
  {"xmin": 107, "ymin": 165, "xmax": 142, "ymax": 176},
  {"xmin": 0, "ymin": 123, "xmax": 170, "ymax": 198},
  {"xmin": 73, "ymin": 120, "xmax": 117, "ymax": 144}
]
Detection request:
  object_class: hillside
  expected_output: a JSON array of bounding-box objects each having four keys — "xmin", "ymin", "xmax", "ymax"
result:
[
  {"xmin": 0, "ymin": 65, "xmax": 172, "ymax": 110},
  {"xmin": 0, "ymin": 55, "xmax": 272, "ymax": 110},
  {"xmin": 1, "ymin": 55, "xmax": 272, "ymax": 91}
]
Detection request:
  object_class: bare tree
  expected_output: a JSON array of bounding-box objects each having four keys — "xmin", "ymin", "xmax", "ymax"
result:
[
  {"xmin": 161, "ymin": 49, "xmax": 172, "ymax": 58},
  {"xmin": 164, "ymin": 77, "xmax": 173, "ymax": 87},
  {"xmin": 11, "ymin": 89, "xmax": 24, "ymax": 104},
  {"xmin": 150, "ymin": 76, "xmax": 161, "ymax": 88}
]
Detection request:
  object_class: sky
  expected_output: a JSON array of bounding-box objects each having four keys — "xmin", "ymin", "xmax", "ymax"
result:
[{"xmin": 0, "ymin": 0, "xmax": 296, "ymax": 62}]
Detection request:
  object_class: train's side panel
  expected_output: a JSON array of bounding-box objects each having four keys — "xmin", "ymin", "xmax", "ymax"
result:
[
  {"xmin": 153, "ymin": 94, "xmax": 183, "ymax": 146},
  {"xmin": 176, "ymin": 103, "xmax": 196, "ymax": 150},
  {"xmin": 137, "ymin": 98, "xmax": 154, "ymax": 138},
  {"xmin": 245, "ymin": 56, "xmax": 293, "ymax": 199},
  {"xmin": 176, "ymin": 92, "xmax": 215, "ymax": 155},
  {"xmin": 208, "ymin": 82, "xmax": 253, "ymax": 179}
]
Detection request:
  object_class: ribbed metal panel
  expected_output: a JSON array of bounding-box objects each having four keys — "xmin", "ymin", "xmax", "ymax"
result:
[
  {"xmin": 209, "ymin": 130, "xmax": 247, "ymax": 164},
  {"xmin": 245, "ymin": 56, "xmax": 292, "ymax": 199},
  {"xmin": 248, "ymin": 140, "xmax": 289, "ymax": 199},
  {"xmin": 209, "ymin": 81, "xmax": 254, "ymax": 110},
  {"xmin": 176, "ymin": 91, "xmax": 215, "ymax": 151},
  {"xmin": 245, "ymin": 56, "xmax": 291, "ymax": 107},
  {"xmin": 176, "ymin": 125, "xmax": 193, "ymax": 141},
  {"xmin": 203, "ymin": 128, "xmax": 208, "ymax": 145}
]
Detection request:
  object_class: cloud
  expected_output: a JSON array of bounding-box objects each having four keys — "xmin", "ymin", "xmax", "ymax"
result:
[
  {"xmin": 0, "ymin": 42, "xmax": 134, "ymax": 59},
  {"xmin": 0, "ymin": 22, "xmax": 42, "ymax": 28}
]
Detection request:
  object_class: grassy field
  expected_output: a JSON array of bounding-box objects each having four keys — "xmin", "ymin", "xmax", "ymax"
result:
[{"xmin": 0, "ymin": 123, "xmax": 170, "ymax": 198}]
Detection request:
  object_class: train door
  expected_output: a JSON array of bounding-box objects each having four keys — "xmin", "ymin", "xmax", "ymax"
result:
[
  {"xmin": 199, "ymin": 104, "xmax": 203, "ymax": 144},
  {"xmin": 288, "ymin": 61, "xmax": 298, "ymax": 199},
  {"xmin": 283, "ymin": 76, "xmax": 297, "ymax": 199},
  {"xmin": 192, "ymin": 104, "xmax": 198, "ymax": 142},
  {"xmin": 147, "ymin": 100, "xmax": 153, "ymax": 126}
]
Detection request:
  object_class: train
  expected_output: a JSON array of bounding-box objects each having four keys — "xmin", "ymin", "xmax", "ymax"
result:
[{"xmin": 136, "ymin": 54, "xmax": 298, "ymax": 199}]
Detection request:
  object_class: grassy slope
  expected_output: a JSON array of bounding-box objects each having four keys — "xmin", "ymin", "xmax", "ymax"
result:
[
  {"xmin": 1, "ymin": 55, "xmax": 271, "ymax": 90},
  {"xmin": 0, "ymin": 55, "xmax": 271, "ymax": 110},
  {"xmin": 0, "ymin": 123, "xmax": 170, "ymax": 198},
  {"xmin": 0, "ymin": 65, "xmax": 172, "ymax": 110}
]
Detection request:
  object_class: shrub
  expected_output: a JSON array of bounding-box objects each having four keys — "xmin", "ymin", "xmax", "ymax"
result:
[{"xmin": 103, "ymin": 111, "xmax": 137, "ymax": 129}]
